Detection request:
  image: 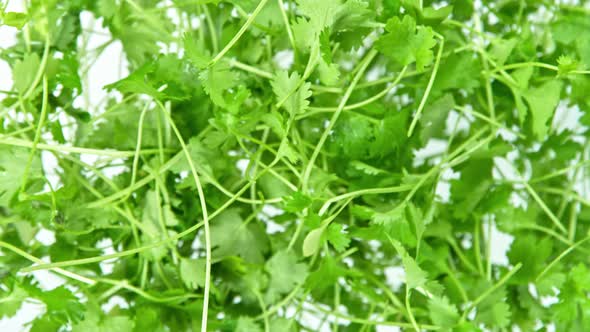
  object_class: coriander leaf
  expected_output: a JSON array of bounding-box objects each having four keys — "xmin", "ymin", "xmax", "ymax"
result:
[
  {"xmin": 372, "ymin": 204, "xmax": 416, "ymax": 247},
  {"xmin": 210, "ymin": 209, "xmax": 269, "ymax": 264},
  {"xmin": 183, "ymin": 34, "xmax": 211, "ymax": 69},
  {"xmin": 12, "ymin": 52, "xmax": 40, "ymax": 95},
  {"xmin": 271, "ymin": 70, "xmax": 312, "ymax": 115},
  {"xmin": 0, "ymin": 146, "xmax": 42, "ymax": 207},
  {"xmin": 428, "ymin": 296, "xmax": 460, "ymax": 329},
  {"xmin": 507, "ymin": 235, "xmax": 552, "ymax": 283},
  {"xmin": 296, "ymin": 0, "xmax": 341, "ymax": 33},
  {"xmin": 265, "ymin": 250, "xmax": 308, "ymax": 301},
  {"xmin": 306, "ymin": 254, "xmax": 349, "ymax": 293},
  {"xmin": 557, "ymin": 55, "xmax": 579, "ymax": 76},
  {"xmin": 283, "ymin": 191, "xmax": 312, "ymax": 213},
  {"xmin": 199, "ymin": 62, "xmax": 248, "ymax": 112},
  {"xmin": 235, "ymin": 317, "xmax": 262, "ymax": 332},
  {"xmin": 303, "ymin": 226, "xmax": 325, "ymax": 257},
  {"xmin": 327, "ymin": 223, "xmax": 350, "ymax": 252},
  {"xmin": 489, "ymin": 38, "xmax": 517, "ymax": 67},
  {"xmin": 524, "ymin": 80, "xmax": 563, "ymax": 139},
  {"xmin": 180, "ymin": 258, "xmax": 206, "ymax": 289},
  {"xmin": 0, "ymin": 285, "xmax": 27, "ymax": 318},
  {"xmin": 420, "ymin": 94, "xmax": 455, "ymax": 142},
  {"xmin": 477, "ymin": 302, "xmax": 511, "ymax": 328},
  {"xmin": 2, "ymin": 12, "xmax": 28, "ymax": 28},
  {"xmin": 376, "ymin": 15, "xmax": 437, "ymax": 71},
  {"xmin": 433, "ymin": 52, "xmax": 481, "ymax": 91},
  {"xmin": 388, "ymin": 238, "xmax": 427, "ymax": 290}
]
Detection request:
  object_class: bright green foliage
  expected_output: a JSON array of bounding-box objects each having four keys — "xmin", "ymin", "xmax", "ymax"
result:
[
  {"xmin": 376, "ymin": 15, "xmax": 437, "ymax": 71},
  {"xmin": 271, "ymin": 70, "xmax": 312, "ymax": 115},
  {"xmin": 1, "ymin": 1, "xmax": 590, "ymax": 331},
  {"xmin": 428, "ymin": 296, "xmax": 460, "ymax": 329}
]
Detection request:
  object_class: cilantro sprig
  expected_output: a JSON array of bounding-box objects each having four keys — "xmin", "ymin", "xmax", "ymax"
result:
[{"xmin": 2, "ymin": 0, "xmax": 590, "ymax": 331}]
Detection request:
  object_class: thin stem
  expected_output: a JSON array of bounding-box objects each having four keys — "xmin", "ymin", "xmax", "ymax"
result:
[
  {"xmin": 461, "ymin": 263, "xmax": 523, "ymax": 321},
  {"xmin": 536, "ymin": 236, "xmax": 590, "ymax": 281},
  {"xmin": 277, "ymin": 0, "xmax": 296, "ymax": 55},
  {"xmin": 474, "ymin": 11, "xmax": 495, "ymax": 120},
  {"xmin": 492, "ymin": 62, "xmax": 558, "ymax": 73},
  {"xmin": 301, "ymin": 50, "xmax": 378, "ymax": 192},
  {"xmin": 310, "ymin": 304, "xmax": 439, "ymax": 330},
  {"xmin": 23, "ymin": 33, "xmax": 50, "ymax": 100},
  {"xmin": 209, "ymin": 0, "xmax": 269, "ymax": 66},
  {"xmin": 0, "ymin": 136, "xmax": 168, "ymax": 157},
  {"xmin": 0, "ymin": 241, "xmax": 95, "ymax": 285},
  {"xmin": 523, "ymin": 182, "xmax": 567, "ymax": 234},
  {"xmin": 300, "ymin": 66, "xmax": 408, "ymax": 120},
  {"xmin": 407, "ymin": 36, "xmax": 444, "ymax": 137},
  {"xmin": 230, "ymin": 59, "xmax": 273, "ymax": 79},
  {"xmin": 154, "ymin": 100, "xmax": 212, "ymax": 332},
  {"xmin": 127, "ymin": 102, "xmax": 150, "ymax": 200},
  {"xmin": 20, "ymin": 76, "xmax": 48, "ymax": 196},
  {"xmin": 405, "ymin": 290, "xmax": 420, "ymax": 332},
  {"xmin": 318, "ymin": 184, "xmax": 414, "ymax": 216},
  {"xmin": 202, "ymin": 4, "xmax": 219, "ymax": 53}
]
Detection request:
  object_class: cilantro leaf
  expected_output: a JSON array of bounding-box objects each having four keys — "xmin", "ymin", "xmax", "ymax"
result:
[
  {"xmin": 376, "ymin": 15, "xmax": 437, "ymax": 71},
  {"xmin": 271, "ymin": 70, "xmax": 312, "ymax": 115},
  {"xmin": 265, "ymin": 250, "xmax": 308, "ymax": 301},
  {"xmin": 0, "ymin": 285, "xmax": 27, "ymax": 318},
  {"xmin": 326, "ymin": 223, "xmax": 350, "ymax": 252},
  {"xmin": 524, "ymin": 80, "xmax": 563, "ymax": 139},
  {"xmin": 210, "ymin": 209, "xmax": 269, "ymax": 264},
  {"xmin": 428, "ymin": 296, "xmax": 460, "ymax": 329}
]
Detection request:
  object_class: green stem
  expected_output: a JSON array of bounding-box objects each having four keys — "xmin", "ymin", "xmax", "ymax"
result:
[
  {"xmin": 461, "ymin": 263, "xmax": 522, "ymax": 321},
  {"xmin": 209, "ymin": 0, "xmax": 269, "ymax": 66},
  {"xmin": 19, "ymin": 76, "xmax": 49, "ymax": 196},
  {"xmin": 301, "ymin": 50, "xmax": 377, "ymax": 192},
  {"xmin": 154, "ymin": 100, "xmax": 212, "ymax": 332},
  {"xmin": 0, "ymin": 241, "xmax": 95, "ymax": 285},
  {"xmin": 23, "ymin": 33, "xmax": 50, "ymax": 100},
  {"xmin": 407, "ymin": 36, "xmax": 444, "ymax": 137}
]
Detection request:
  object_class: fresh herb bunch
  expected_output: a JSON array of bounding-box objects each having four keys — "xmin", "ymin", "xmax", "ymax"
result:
[{"xmin": 1, "ymin": 0, "xmax": 590, "ymax": 331}]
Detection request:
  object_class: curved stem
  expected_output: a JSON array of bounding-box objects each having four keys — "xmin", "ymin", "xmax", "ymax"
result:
[
  {"xmin": 407, "ymin": 36, "xmax": 444, "ymax": 137},
  {"xmin": 154, "ymin": 100, "xmax": 212, "ymax": 332},
  {"xmin": 301, "ymin": 50, "xmax": 378, "ymax": 192},
  {"xmin": 19, "ymin": 76, "xmax": 48, "ymax": 196},
  {"xmin": 23, "ymin": 33, "xmax": 50, "ymax": 100},
  {"xmin": 209, "ymin": 0, "xmax": 269, "ymax": 66}
]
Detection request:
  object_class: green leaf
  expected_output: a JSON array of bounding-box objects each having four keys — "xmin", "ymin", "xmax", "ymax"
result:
[
  {"xmin": 0, "ymin": 285, "xmax": 27, "ymax": 318},
  {"xmin": 271, "ymin": 70, "xmax": 312, "ymax": 115},
  {"xmin": 283, "ymin": 191, "xmax": 312, "ymax": 213},
  {"xmin": 183, "ymin": 33, "xmax": 211, "ymax": 69},
  {"xmin": 179, "ymin": 258, "xmax": 206, "ymax": 289},
  {"xmin": 507, "ymin": 235, "xmax": 552, "ymax": 283},
  {"xmin": 376, "ymin": 15, "xmax": 437, "ymax": 71},
  {"xmin": 326, "ymin": 223, "xmax": 350, "ymax": 252},
  {"xmin": 235, "ymin": 317, "xmax": 262, "ymax": 332},
  {"xmin": 210, "ymin": 209, "xmax": 269, "ymax": 263},
  {"xmin": 372, "ymin": 204, "xmax": 416, "ymax": 246},
  {"xmin": 0, "ymin": 146, "xmax": 42, "ymax": 206},
  {"xmin": 265, "ymin": 250, "xmax": 308, "ymax": 301},
  {"xmin": 297, "ymin": 0, "xmax": 341, "ymax": 33},
  {"xmin": 489, "ymin": 38, "xmax": 517, "ymax": 66},
  {"xmin": 306, "ymin": 254, "xmax": 349, "ymax": 292},
  {"xmin": 524, "ymin": 80, "xmax": 563, "ymax": 139},
  {"xmin": 12, "ymin": 52, "xmax": 40, "ymax": 95},
  {"xmin": 2, "ymin": 12, "xmax": 28, "ymax": 28},
  {"xmin": 428, "ymin": 296, "xmax": 460, "ymax": 329},
  {"xmin": 303, "ymin": 226, "xmax": 325, "ymax": 257},
  {"xmin": 420, "ymin": 94, "xmax": 455, "ymax": 142},
  {"xmin": 557, "ymin": 55, "xmax": 580, "ymax": 76},
  {"xmin": 388, "ymin": 237, "xmax": 428, "ymax": 290}
]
